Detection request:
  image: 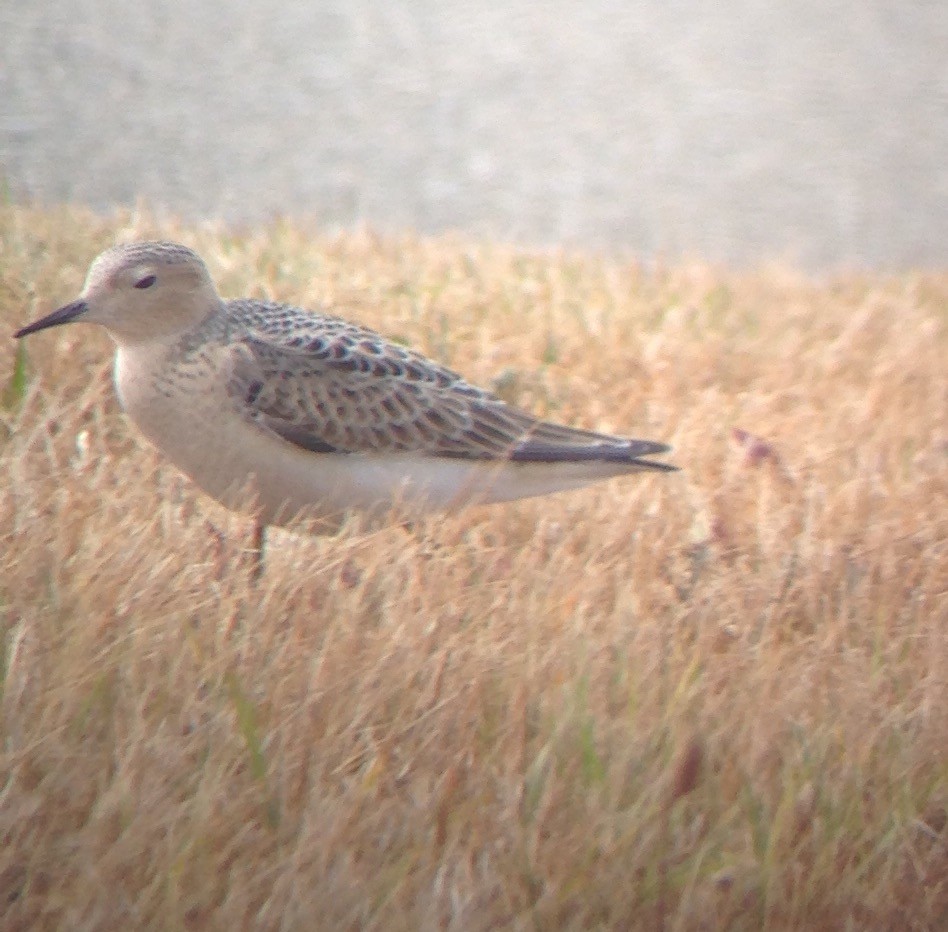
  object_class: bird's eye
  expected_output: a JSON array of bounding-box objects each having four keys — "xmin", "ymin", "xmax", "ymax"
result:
[{"xmin": 134, "ymin": 275, "xmax": 157, "ymax": 289}]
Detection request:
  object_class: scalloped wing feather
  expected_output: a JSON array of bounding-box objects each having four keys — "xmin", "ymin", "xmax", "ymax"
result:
[{"xmin": 222, "ymin": 302, "xmax": 674, "ymax": 469}]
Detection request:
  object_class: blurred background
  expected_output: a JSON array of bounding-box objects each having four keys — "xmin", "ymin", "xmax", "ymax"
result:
[{"xmin": 2, "ymin": 1, "xmax": 945, "ymax": 268}]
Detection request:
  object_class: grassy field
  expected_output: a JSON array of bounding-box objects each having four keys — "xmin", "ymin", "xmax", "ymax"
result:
[{"xmin": 0, "ymin": 204, "xmax": 946, "ymax": 930}]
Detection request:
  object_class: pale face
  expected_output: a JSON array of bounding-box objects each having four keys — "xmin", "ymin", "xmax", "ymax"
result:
[{"xmin": 15, "ymin": 242, "xmax": 220, "ymax": 346}]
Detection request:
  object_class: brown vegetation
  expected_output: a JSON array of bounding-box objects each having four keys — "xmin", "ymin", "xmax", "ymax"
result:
[{"xmin": 1, "ymin": 205, "xmax": 946, "ymax": 929}]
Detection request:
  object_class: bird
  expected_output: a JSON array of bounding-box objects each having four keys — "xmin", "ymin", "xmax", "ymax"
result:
[{"xmin": 15, "ymin": 241, "xmax": 676, "ymax": 572}]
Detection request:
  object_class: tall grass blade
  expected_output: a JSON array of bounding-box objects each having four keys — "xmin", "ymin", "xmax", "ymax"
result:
[{"xmin": 2, "ymin": 341, "xmax": 29, "ymax": 412}]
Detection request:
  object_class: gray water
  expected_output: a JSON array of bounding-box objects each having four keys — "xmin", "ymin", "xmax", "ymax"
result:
[{"xmin": 2, "ymin": 1, "xmax": 945, "ymax": 268}]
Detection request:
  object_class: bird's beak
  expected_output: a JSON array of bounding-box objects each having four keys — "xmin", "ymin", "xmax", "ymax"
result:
[{"xmin": 14, "ymin": 300, "xmax": 89, "ymax": 338}]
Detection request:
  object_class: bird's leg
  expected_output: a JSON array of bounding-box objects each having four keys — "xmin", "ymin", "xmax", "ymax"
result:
[{"xmin": 247, "ymin": 520, "xmax": 267, "ymax": 582}]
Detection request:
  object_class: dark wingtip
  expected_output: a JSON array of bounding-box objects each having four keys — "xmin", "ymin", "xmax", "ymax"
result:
[
  {"xmin": 627, "ymin": 439, "xmax": 678, "ymax": 471},
  {"xmin": 628, "ymin": 439, "xmax": 672, "ymax": 457},
  {"xmin": 510, "ymin": 436, "xmax": 678, "ymax": 469},
  {"xmin": 630, "ymin": 458, "xmax": 680, "ymax": 472}
]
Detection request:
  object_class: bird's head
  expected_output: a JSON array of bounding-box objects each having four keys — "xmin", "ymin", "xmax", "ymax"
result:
[{"xmin": 15, "ymin": 241, "xmax": 221, "ymax": 346}]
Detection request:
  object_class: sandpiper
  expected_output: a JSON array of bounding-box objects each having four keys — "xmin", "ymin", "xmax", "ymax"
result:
[{"xmin": 15, "ymin": 242, "xmax": 676, "ymax": 565}]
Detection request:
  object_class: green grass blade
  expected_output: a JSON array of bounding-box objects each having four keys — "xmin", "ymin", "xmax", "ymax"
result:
[
  {"xmin": 2, "ymin": 341, "xmax": 29, "ymax": 412},
  {"xmin": 224, "ymin": 669, "xmax": 279, "ymax": 828}
]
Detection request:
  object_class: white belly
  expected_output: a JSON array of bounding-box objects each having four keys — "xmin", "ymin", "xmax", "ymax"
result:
[{"xmin": 114, "ymin": 347, "xmax": 635, "ymax": 529}]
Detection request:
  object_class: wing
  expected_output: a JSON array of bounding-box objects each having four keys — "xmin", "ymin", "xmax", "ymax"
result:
[{"xmin": 224, "ymin": 304, "xmax": 674, "ymax": 469}]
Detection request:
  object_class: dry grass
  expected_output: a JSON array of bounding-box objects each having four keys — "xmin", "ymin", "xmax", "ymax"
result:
[{"xmin": 0, "ymin": 203, "xmax": 946, "ymax": 930}]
